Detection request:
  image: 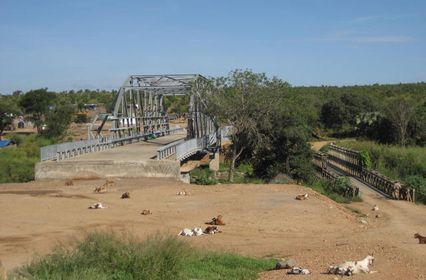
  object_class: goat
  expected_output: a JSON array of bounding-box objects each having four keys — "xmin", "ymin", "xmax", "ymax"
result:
[
  {"xmin": 193, "ymin": 227, "xmax": 204, "ymax": 236},
  {"xmin": 121, "ymin": 192, "xmax": 130, "ymax": 199},
  {"xmin": 328, "ymin": 262, "xmax": 355, "ymax": 276},
  {"xmin": 328, "ymin": 255, "xmax": 374, "ymax": 275},
  {"xmin": 204, "ymin": 226, "xmax": 221, "ymax": 234},
  {"xmin": 206, "ymin": 215, "xmax": 226, "ymax": 226},
  {"xmin": 88, "ymin": 203, "xmax": 105, "ymax": 209},
  {"xmin": 295, "ymin": 193, "xmax": 308, "ymax": 200},
  {"xmin": 414, "ymin": 233, "xmax": 426, "ymax": 244},
  {"xmin": 178, "ymin": 227, "xmax": 204, "ymax": 237},
  {"xmin": 93, "ymin": 185, "xmax": 107, "ymax": 193},
  {"xmin": 94, "ymin": 179, "xmax": 114, "ymax": 193},
  {"xmin": 65, "ymin": 179, "xmax": 73, "ymax": 186},
  {"xmin": 141, "ymin": 209, "xmax": 152, "ymax": 215},
  {"xmin": 287, "ymin": 267, "xmax": 310, "ymax": 275},
  {"xmin": 352, "ymin": 255, "xmax": 375, "ymax": 274},
  {"xmin": 178, "ymin": 228, "xmax": 194, "ymax": 237},
  {"xmin": 177, "ymin": 190, "xmax": 191, "ymax": 196}
]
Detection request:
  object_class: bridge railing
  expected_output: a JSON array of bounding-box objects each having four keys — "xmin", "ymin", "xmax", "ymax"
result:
[
  {"xmin": 175, "ymin": 132, "xmax": 216, "ymax": 162},
  {"xmin": 326, "ymin": 144, "xmax": 415, "ymax": 202},
  {"xmin": 40, "ymin": 127, "xmax": 185, "ymax": 161},
  {"xmin": 156, "ymin": 139, "xmax": 185, "ymax": 160},
  {"xmin": 312, "ymin": 151, "xmax": 359, "ymax": 198}
]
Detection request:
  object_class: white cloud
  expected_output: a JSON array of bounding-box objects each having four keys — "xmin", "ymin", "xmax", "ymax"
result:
[
  {"xmin": 314, "ymin": 32, "xmax": 415, "ymax": 44},
  {"xmin": 352, "ymin": 14, "xmax": 418, "ymax": 23}
]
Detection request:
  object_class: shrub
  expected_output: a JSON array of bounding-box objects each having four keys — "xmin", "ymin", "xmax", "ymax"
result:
[
  {"xmin": 9, "ymin": 134, "xmax": 24, "ymax": 145},
  {"xmin": 319, "ymin": 143, "xmax": 331, "ymax": 153},
  {"xmin": 0, "ymin": 135, "xmax": 55, "ymax": 183},
  {"xmin": 190, "ymin": 167, "xmax": 218, "ymax": 185},
  {"xmin": 74, "ymin": 113, "xmax": 89, "ymax": 124},
  {"xmin": 308, "ymin": 177, "xmax": 358, "ymax": 204},
  {"xmin": 359, "ymin": 150, "xmax": 372, "ymax": 169},
  {"xmin": 326, "ymin": 176, "xmax": 351, "ymax": 196}
]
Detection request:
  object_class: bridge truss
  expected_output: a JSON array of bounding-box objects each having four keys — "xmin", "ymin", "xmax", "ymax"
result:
[{"xmin": 91, "ymin": 74, "xmax": 216, "ymax": 141}]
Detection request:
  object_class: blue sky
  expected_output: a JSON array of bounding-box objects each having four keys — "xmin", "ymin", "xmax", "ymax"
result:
[{"xmin": 0, "ymin": 0, "xmax": 425, "ymax": 93}]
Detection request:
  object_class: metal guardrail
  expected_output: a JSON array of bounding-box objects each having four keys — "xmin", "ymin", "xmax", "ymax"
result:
[
  {"xmin": 156, "ymin": 139, "xmax": 185, "ymax": 160},
  {"xmin": 40, "ymin": 127, "xmax": 185, "ymax": 161},
  {"xmin": 326, "ymin": 144, "xmax": 415, "ymax": 202},
  {"xmin": 312, "ymin": 151, "xmax": 359, "ymax": 198},
  {"xmin": 157, "ymin": 131, "xmax": 218, "ymax": 161}
]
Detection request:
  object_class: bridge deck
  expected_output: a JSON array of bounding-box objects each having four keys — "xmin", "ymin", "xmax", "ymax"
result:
[
  {"xmin": 35, "ymin": 133, "xmax": 187, "ymax": 180},
  {"xmin": 64, "ymin": 133, "xmax": 185, "ymax": 162}
]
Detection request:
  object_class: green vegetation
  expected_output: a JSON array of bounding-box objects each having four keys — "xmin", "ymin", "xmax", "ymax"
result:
[
  {"xmin": 9, "ymin": 232, "xmax": 275, "ymax": 280},
  {"xmin": 0, "ymin": 95, "xmax": 20, "ymax": 139},
  {"xmin": 164, "ymin": 95, "xmax": 190, "ymax": 116},
  {"xmin": 309, "ymin": 177, "xmax": 360, "ymax": 204},
  {"xmin": 0, "ymin": 135, "xmax": 54, "ymax": 183},
  {"xmin": 19, "ymin": 89, "xmax": 57, "ymax": 134},
  {"xmin": 338, "ymin": 141, "xmax": 426, "ymax": 203},
  {"xmin": 190, "ymin": 163, "xmax": 265, "ymax": 185},
  {"xmin": 190, "ymin": 167, "xmax": 219, "ymax": 185},
  {"xmin": 307, "ymin": 83, "xmax": 426, "ymax": 146},
  {"xmin": 359, "ymin": 150, "xmax": 372, "ymax": 169},
  {"xmin": 205, "ymin": 70, "xmax": 314, "ymax": 183},
  {"xmin": 1, "ymin": 74, "xmax": 424, "ymax": 197},
  {"xmin": 74, "ymin": 113, "xmax": 89, "ymax": 123}
]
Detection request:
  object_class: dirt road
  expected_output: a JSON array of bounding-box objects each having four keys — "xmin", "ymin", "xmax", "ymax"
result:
[{"xmin": 0, "ymin": 178, "xmax": 425, "ymax": 279}]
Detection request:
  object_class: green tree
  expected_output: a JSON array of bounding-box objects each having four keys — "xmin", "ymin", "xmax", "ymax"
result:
[
  {"xmin": 252, "ymin": 97, "xmax": 314, "ymax": 181},
  {"xmin": 206, "ymin": 70, "xmax": 288, "ymax": 182},
  {"xmin": 0, "ymin": 95, "xmax": 20, "ymax": 139},
  {"xmin": 43, "ymin": 102, "xmax": 75, "ymax": 139},
  {"xmin": 19, "ymin": 88, "xmax": 56, "ymax": 134},
  {"xmin": 320, "ymin": 99, "xmax": 346, "ymax": 129},
  {"xmin": 409, "ymin": 99, "xmax": 426, "ymax": 146}
]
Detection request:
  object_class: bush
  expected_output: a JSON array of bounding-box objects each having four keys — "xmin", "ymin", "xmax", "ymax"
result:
[
  {"xmin": 0, "ymin": 135, "xmax": 55, "ymax": 183},
  {"xmin": 190, "ymin": 167, "xmax": 218, "ymax": 185},
  {"xmin": 9, "ymin": 134, "xmax": 24, "ymax": 145},
  {"xmin": 404, "ymin": 175, "xmax": 426, "ymax": 204},
  {"xmin": 308, "ymin": 177, "xmax": 358, "ymax": 204},
  {"xmin": 359, "ymin": 150, "xmax": 372, "ymax": 169},
  {"xmin": 10, "ymin": 232, "xmax": 275, "ymax": 280},
  {"xmin": 74, "ymin": 113, "xmax": 89, "ymax": 123},
  {"xmin": 327, "ymin": 176, "xmax": 351, "ymax": 195}
]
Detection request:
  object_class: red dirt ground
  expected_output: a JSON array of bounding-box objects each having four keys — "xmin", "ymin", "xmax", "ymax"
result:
[{"xmin": 0, "ymin": 178, "xmax": 425, "ymax": 279}]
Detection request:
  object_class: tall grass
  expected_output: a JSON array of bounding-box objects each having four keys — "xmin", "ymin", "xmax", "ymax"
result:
[
  {"xmin": 9, "ymin": 232, "xmax": 275, "ymax": 280},
  {"xmin": 0, "ymin": 134, "xmax": 54, "ymax": 183},
  {"xmin": 338, "ymin": 141, "xmax": 426, "ymax": 203}
]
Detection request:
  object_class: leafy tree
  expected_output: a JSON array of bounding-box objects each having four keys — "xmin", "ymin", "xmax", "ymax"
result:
[
  {"xmin": 0, "ymin": 96, "xmax": 20, "ymax": 139},
  {"xmin": 409, "ymin": 100, "xmax": 426, "ymax": 146},
  {"xmin": 42, "ymin": 102, "xmax": 75, "ymax": 139},
  {"xmin": 19, "ymin": 89, "xmax": 56, "ymax": 134},
  {"xmin": 340, "ymin": 93, "xmax": 378, "ymax": 125},
  {"xmin": 252, "ymin": 97, "xmax": 314, "ymax": 181},
  {"xmin": 320, "ymin": 99, "xmax": 346, "ymax": 129},
  {"xmin": 206, "ymin": 70, "xmax": 288, "ymax": 182}
]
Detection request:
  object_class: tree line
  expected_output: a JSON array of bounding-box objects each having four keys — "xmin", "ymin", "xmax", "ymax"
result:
[
  {"xmin": 204, "ymin": 71, "xmax": 425, "ymax": 182},
  {"xmin": 1, "ymin": 72, "xmax": 425, "ymax": 184},
  {"xmin": 0, "ymin": 89, "xmax": 116, "ymax": 140}
]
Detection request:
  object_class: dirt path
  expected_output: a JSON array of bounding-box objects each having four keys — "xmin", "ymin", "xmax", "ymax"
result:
[
  {"xmin": 0, "ymin": 178, "xmax": 425, "ymax": 279},
  {"xmin": 309, "ymin": 141, "xmax": 331, "ymax": 152}
]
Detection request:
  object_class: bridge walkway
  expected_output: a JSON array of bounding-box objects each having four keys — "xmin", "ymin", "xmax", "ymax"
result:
[
  {"xmin": 63, "ymin": 133, "xmax": 185, "ymax": 162},
  {"xmin": 327, "ymin": 165, "xmax": 391, "ymax": 199}
]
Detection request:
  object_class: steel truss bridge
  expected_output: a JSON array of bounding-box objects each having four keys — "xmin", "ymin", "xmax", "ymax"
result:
[{"xmin": 41, "ymin": 74, "xmax": 219, "ymax": 162}]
